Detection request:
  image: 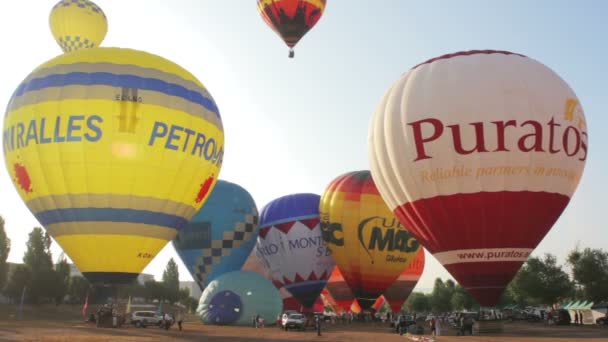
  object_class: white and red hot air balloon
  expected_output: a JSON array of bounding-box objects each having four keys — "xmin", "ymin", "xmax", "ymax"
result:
[{"xmin": 369, "ymin": 50, "xmax": 588, "ymax": 307}]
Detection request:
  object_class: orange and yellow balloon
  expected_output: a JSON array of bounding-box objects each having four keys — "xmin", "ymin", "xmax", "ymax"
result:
[
  {"xmin": 320, "ymin": 170, "xmax": 421, "ymax": 309},
  {"xmin": 383, "ymin": 247, "xmax": 425, "ymax": 313}
]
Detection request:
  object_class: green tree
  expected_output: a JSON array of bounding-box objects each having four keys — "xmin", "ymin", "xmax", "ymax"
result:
[
  {"xmin": 144, "ymin": 280, "xmax": 168, "ymax": 302},
  {"xmin": 0, "ymin": 216, "xmax": 10, "ymax": 290},
  {"xmin": 23, "ymin": 227, "xmax": 55, "ymax": 303},
  {"xmin": 430, "ymin": 278, "xmax": 452, "ymax": 313},
  {"xmin": 404, "ymin": 292, "xmax": 430, "ymax": 312},
  {"xmin": 451, "ymin": 285, "xmax": 477, "ymax": 311},
  {"xmin": 68, "ymin": 276, "xmax": 92, "ymax": 304},
  {"xmin": 510, "ymin": 253, "xmax": 573, "ymax": 305},
  {"xmin": 162, "ymin": 258, "xmax": 180, "ymax": 303},
  {"xmin": 4, "ymin": 265, "xmax": 31, "ymax": 302},
  {"xmin": 23, "ymin": 227, "xmax": 53, "ymax": 272},
  {"xmin": 567, "ymin": 247, "xmax": 608, "ymax": 303},
  {"xmin": 49, "ymin": 256, "xmax": 71, "ymax": 304}
]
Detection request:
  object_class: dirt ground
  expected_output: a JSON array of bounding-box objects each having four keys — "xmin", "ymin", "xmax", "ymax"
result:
[
  {"xmin": 0, "ymin": 318, "xmax": 607, "ymax": 342},
  {"xmin": 0, "ymin": 305, "xmax": 606, "ymax": 342}
]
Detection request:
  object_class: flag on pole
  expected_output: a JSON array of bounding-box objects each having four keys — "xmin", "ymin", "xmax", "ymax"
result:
[
  {"xmin": 126, "ymin": 296, "xmax": 132, "ymax": 314},
  {"xmin": 82, "ymin": 293, "xmax": 89, "ymax": 317}
]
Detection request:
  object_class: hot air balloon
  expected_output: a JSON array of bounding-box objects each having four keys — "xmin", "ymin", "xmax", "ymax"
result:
[
  {"xmin": 325, "ymin": 267, "xmax": 355, "ymax": 313},
  {"xmin": 241, "ymin": 248, "xmax": 301, "ymax": 311},
  {"xmin": 320, "ymin": 170, "xmax": 421, "ymax": 309},
  {"xmin": 173, "ymin": 180, "xmax": 259, "ymax": 290},
  {"xmin": 197, "ymin": 270, "xmax": 283, "ymax": 326},
  {"xmin": 383, "ymin": 247, "xmax": 425, "ymax": 313},
  {"xmin": 350, "ymin": 299, "xmax": 362, "ymax": 314},
  {"xmin": 320, "ymin": 288, "xmax": 341, "ymax": 313},
  {"xmin": 3, "ymin": 47, "xmax": 224, "ymax": 285},
  {"xmin": 257, "ymin": 0, "xmax": 326, "ymax": 58},
  {"xmin": 371, "ymin": 295, "xmax": 386, "ymax": 311},
  {"xmin": 49, "ymin": 0, "xmax": 108, "ymax": 53},
  {"xmin": 369, "ymin": 49, "xmax": 588, "ymax": 307},
  {"xmin": 255, "ymin": 193, "xmax": 335, "ymax": 308}
]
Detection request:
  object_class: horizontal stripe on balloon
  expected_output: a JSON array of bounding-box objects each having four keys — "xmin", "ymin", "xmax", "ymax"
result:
[
  {"xmin": 26, "ymin": 193, "xmax": 197, "ymax": 218},
  {"xmin": 11, "ymin": 72, "xmax": 219, "ymax": 118},
  {"xmin": 8, "ymin": 85, "xmax": 221, "ymax": 128},
  {"xmin": 257, "ymin": 0, "xmax": 326, "ymax": 11},
  {"xmin": 21, "ymin": 62, "xmax": 209, "ymax": 101},
  {"xmin": 35, "ymin": 207, "xmax": 188, "ymax": 230},
  {"xmin": 46, "ymin": 221, "xmax": 178, "ymax": 240},
  {"xmin": 258, "ymin": 214, "xmax": 320, "ymax": 230},
  {"xmin": 434, "ymin": 248, "xmax": 533, "ymax": 265}
]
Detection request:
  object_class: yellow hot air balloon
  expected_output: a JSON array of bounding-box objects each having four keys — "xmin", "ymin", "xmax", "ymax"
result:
[
  {"xmin": 3, "ymin": 47, "xmax": 224, "ymax": 285},
  {"xmin": 320, "ymin": 170, "xmax": 421, "ymax": 309},
  {"xmin": 49, "ymin": 0, "xmax": 108, "ymax": 53}
]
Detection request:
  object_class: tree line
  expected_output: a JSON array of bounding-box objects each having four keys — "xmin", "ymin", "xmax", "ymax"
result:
[
  {"xmin": 0, "ymin": 219, "xmax": 198, "ymax": 312},
  {"xmin": 1, "ymin": 217, "xmax": 606, "ymax": 313},
  {"xmin": 404, "ymin": 251, "xmax": 608, "ymax": 313}
]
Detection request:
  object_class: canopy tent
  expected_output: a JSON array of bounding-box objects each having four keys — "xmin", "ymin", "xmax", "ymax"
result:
[{"xmin": 568, "ymin": 300, "xmax": 595, "ymax": 324}]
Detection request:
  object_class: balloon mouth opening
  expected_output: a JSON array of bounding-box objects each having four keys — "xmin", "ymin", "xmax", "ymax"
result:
[{"xmin": 82, "ymin": 272, "xmax": 139, "ymax": 286}]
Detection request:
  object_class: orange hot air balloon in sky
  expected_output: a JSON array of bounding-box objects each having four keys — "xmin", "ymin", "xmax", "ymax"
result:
[
  {"xmin": 257, "ymin": 0, "xmax": 326, "ymax": 58},
  {"xmin": 383, "ymin": 248, "xmax": 425, "ymax": 313},
  {"xmin": 369, "ymin": 50, "xmax": 588, "ymax": 306}
]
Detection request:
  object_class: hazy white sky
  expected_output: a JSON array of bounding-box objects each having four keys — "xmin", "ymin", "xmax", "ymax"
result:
[{"xmin": 1, "ymin": 0, "xmax": 606, "ymax": 293}]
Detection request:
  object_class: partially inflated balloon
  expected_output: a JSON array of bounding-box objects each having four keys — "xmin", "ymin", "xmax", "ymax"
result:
[
  {"xmin": 369, "ymin": 50, "xmax": 588, "ymax": 306},
  {"xmin": 324, "ymin": 267, "xmax": 354, "ymax": 313},
  {"xmin": 256, "ymin": 193, "xmax": 335, "ymax": 308},
  {"xmin": 197, "ymin": 270, "xmax": 283, "ymax": 326},
  {"xmin": 350, "ymin": 299, "xmax": 361, "ymax": 314},
  {"xmin": 320, "ymin": 170, "xmax": 421, "ymax": 309},
  {"xmin": 257, "ymin": 0, "xmax": 326, "ymax": 58},
  {"xmin": 320, "ymin": 288, "xmax": 341, "ymax": 313},
  {"xmin": 49, "ymin": 0, "xmax": 108, "ymax": 53},
  {"xmin": 173, "ymin": 180, "xmax": 258, "ymax": 290},
  {"xmin": 383, "ymin": 248, "xmax": 425, "ymax": 313},
  {"xmin": 371, "ymin": 295, "xmax": 385, "ymax": 311},
  {"xmin": 3, "ymin": 47, "xmax": 224, "ymax": 284},
  {"xmin": 241, "ymin": 248, "xmax": 298, "ymax": 310}
]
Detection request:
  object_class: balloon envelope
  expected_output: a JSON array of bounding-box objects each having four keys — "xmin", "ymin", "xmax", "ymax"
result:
[
  {"xmin": 257, "ymin": 0, "xmax": 326, "ymax": 57},
  {"xmin": 320, "ymin": 170, "xmax": 421, "ymax": 309},
  {"xmin": 3, "ymin": 47, "xmax": 224, "ymax": 284},
  {"xmin": 383, "ymin": 248, "xmax": 425, "ymax": 313},
  {"xmin": 369, "ymin": 50, "xmax": 588, "ymax": 306},
  {"xmin": 197, "ymin": 270, "xmax": 283, "ymax": 326},
  {"xmin": 256, "ymin": 193, "xmax": 335, "ymax": 308},
  {"xmin": 49, "ymin": 0, "xmax": 108, "ymax": 53},
  {"xmin": 173, "ymin": 180, "xmax": 259, "ymax": 290}
]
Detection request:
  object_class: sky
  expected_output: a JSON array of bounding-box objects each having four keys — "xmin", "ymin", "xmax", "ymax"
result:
[{"xmin": 0, "ymin": 0, "xmax": 607, "ymax": 293}]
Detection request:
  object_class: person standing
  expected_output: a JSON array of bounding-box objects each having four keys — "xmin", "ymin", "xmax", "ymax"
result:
[
  {"xmin": 177, "ymin": 311, "xmax": 183, "ymax": 331},
  {"xmin": 430, "ymin": 317, "xmax": 436, "ymax": 336},
  {"xmin": 317, "ymin": 315, "xmax": 322, "ymax": 336}
]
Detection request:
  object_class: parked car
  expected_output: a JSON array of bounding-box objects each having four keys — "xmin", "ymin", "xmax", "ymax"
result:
[
  {"xmin": 131, "ymin": 310, "xmax": 163, "ymax": 328},
  {"xmin": 281, "ymin": 312, "xmax": 306, "ymax": 331}
]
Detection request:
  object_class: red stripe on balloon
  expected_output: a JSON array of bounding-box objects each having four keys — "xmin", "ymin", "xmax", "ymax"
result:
[{"xmin": 394, "ymin": 191, "xmax": 570, "ymax": 306}]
